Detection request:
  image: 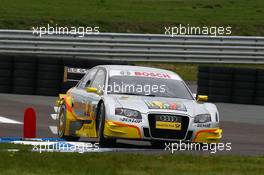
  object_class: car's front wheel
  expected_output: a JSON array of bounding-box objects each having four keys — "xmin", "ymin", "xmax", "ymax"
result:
[
  {"xmin": 57, "ymin": 104, "xmax": 80, "ymax": 141},
  {"xmin": 98, "ymin": 103, "xmax": 116, "ymax": 147}
]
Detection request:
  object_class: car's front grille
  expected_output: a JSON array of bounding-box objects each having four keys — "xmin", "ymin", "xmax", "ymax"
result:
[
  {"xmin": 143, "ymin": 127, "xmax": 151, "ymax": 138},
  {"xmin": 148, "ymin": 114, "xmax": 189, "ymax": 140}
]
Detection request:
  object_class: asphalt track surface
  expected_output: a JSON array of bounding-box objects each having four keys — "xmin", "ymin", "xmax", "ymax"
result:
[{"xmin": 0, "ymin": 84, "xmax": 264, "ymax": 156}]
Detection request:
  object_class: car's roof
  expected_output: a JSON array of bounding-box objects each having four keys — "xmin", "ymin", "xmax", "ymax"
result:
[{"xmin": 96, "ymin": 65, "xmax": 182, "ymax": 80}]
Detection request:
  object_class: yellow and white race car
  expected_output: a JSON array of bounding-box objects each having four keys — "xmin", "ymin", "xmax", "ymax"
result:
[{"xmin": 56, "ymin": 65, "xmax": 222, "ymax": 147}]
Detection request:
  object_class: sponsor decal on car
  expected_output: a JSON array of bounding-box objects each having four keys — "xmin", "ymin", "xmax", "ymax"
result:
[
  {"xmin": 109, "ymin": 70, "xmax": 178, "ymax": 79},
  {"xmin": 196, "ymin": 123, "xmax": 211, "ymax": 128},
  {"xmin": 120, "ymin": 117, "xmax": 142, "ymax": 123},
  {"xmin": 67, "ymin": 67, "xmax": 89, "ymax": 74},
  {"xmin": 134, "ymin": 71, "xmax": 171, "ymax": 79},
  {"xmin": 156, "ymin": 121, "xmax": 181, "ymax": 130},
  {"xmin": 144, "ymin": 100, "xmax": 187, "ymax": 111}
]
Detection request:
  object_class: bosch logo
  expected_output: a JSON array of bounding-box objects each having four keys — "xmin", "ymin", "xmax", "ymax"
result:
[
  {"xmin": 134, "ymin": 71, "xmax": 171, "ymax": 79},
  {"xmin": 159, "ymin": 115, "xmax": 179, "ymax": 122}
]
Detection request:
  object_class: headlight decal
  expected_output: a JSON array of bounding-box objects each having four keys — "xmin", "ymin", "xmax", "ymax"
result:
[
  {"xmin": 194, "ymin": 114, "xmax": 211, "ymax": 123},
  {"xmin": 115, "ymin": 108, "xmax": 142, "ymax": 119}
]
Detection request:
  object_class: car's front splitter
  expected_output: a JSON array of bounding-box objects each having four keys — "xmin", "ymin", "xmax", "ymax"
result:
[
  {"xmin": 193, "ymin": 128, "xmax": 222, "ymax": 143},
  {"xmin": 104, "ymin": 120, "xmax": 142, "ymax": 139}
]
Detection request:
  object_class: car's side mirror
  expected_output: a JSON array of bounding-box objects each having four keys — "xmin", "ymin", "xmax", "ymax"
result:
[
  {"xmin": 196, "ymin": 95, "xmax": 208, "ymax": 102},
  {"xmin": 86, "ymin": 87, "xmax": 98, "ymax": 93}
]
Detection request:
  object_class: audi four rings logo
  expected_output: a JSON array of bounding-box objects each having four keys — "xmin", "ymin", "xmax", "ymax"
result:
[{"xmin": 159, "ymin": 115, "xmax": 179, "ymax": 122}]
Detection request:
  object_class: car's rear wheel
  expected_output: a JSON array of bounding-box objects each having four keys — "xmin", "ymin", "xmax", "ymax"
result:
[
  {"xmin": 98, "ymin": 103, "xmax": 116, "ymax": 147},
  {"xmin": 57, "ymin": 104, "xmax": 80, "ymax": 141}
]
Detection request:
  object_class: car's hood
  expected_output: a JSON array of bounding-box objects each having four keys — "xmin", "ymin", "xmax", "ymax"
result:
[{"xmin": 111, "ymin": 95, "xmax": 209, "ymax": 117}]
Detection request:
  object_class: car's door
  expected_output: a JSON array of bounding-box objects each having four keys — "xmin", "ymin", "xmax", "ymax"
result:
[
  {"xmin": 83, "ymin": 68, "xmax": 107, "ymax": 119},
  {"xmin": 71, "ymin": 68, "xmax": 98, "ymax": 119}
]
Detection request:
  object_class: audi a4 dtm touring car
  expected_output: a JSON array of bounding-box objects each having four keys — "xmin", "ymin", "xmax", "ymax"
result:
[{"xmin": 56, "ymin": 65, "xmax": 222, "ymax": 147}]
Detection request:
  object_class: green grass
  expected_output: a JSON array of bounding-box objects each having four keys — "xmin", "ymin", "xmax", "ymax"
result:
[
  {"xmin": 0, "ymin": 0, "xmax": 264, "ymax": 35},
  {"xmin": 0, "ymin": 143, "xmax": 31, "ymax": 151},
  {"xmin": 0, "ymin": 150, "xmax": 263, "ymax": 175},
  {"xmin": 135, "ymin": 62, "xmax": 264, "ymax": 81}
]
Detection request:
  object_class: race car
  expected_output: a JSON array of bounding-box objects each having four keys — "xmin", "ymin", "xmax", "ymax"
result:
[{"xmin": 56, "ymin": 65, "xmax": 222, "ymax": 147}]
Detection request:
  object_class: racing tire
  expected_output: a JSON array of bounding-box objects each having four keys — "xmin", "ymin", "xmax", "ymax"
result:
[
  {"xmin": 13, "ymin": 78, "xmax": 35, "ymax": 86},
  {"xmin": 198, "ymin": 66, "xmax": 210, "ymax": 73},
  {"xmin": 37, "ymin": 71, "xmax": 62, "ymax": 80},
  {"xmin": 12, "ymin": 86, "xmax": 35, "ymax": 95},
  {"xmin": 254, "ymin": 97, "xmax": 264, "ymax": 105},
  {"xmin": 255, "ymin": 91, "xmax": 264, "ymax": 97},
  {"xmin": 0, "ymin": 62, "xmax": 13, "ymax": 69},
  {"xmin": 60, "ymin": 82, "xmax": 78, "ymax": 93},
  {"xmin": 232, "ymin": 89, "xmax": 254, "ymax": 97},
  {"xmin": 0, "ymin": 55, "xmax": 13, "ymax": 62},
  {"xmin": 36, "ymin": 87, "xmax": 59, "ymax": 96},
  {"xmin": 13, "ymin": 70, "xmax": 35, "ymax": 78},
  {"xmin": 198, "ymin": 72, "xmax": 209, "ymax": 79},
  {"xmin": 233, "ymin": 75, "xmax": 255, "ymax": 82},
  {"xmin": 0, "ymin": 70, "xmax": 12, "ymax": 77},
  {"xmin": 98, "ymin": 103, "xmax": 116, "ymax": 147},
  {"xmin": 232, "ymin": 96, "xmax": 253, "ymax": 104},
  {"xmin": 208, "ymin": 95, "xmax": 231, "ymax": 103},
  {"xmin": 210, "ymin": 67, "xmax": 233, "ymax": 74},
  {"xmin": 14, "ymin": 62, "xmax": 36, "ymax": 70},
  {"xmin": 233, "ymin": 82, "xmax": 255, "ymax": 89},
  {"xmin": 57, "ymin": 104, "xmax": 80, "ymax": 141},
  {"xmin": 257, "ymin": 71, "xmax": 264, "ymax": 82},
  {"xmin": 209, "ymin": 80, "xmax": 232, "ymax": 88},
  {"xmin": 14, "ymin": 56, "xmax": 36, "ymax": 63},
  {"xmin": 197, "ymin": 86, "xmax": 209, "ymax": 95},
  {"xmin": 38, "ymin": 64, "xmax": 62, "ymax": 72},
  {"xmin": 209, "ymin": 73, "xmax": 232, "ymax": 81},
  {"xmin": 234, "ymin": 68, "xmax": 256, "ymax": 75},
  {"xmin": 0, "ymin": 85, "xmax": 11, "ymax": 93},
  {"xmin": 37, "ymin": 79, "xmax": 61, "ymax": 89},
  {"xmin": 0, "ymin": 77, "xmax": 11, "ymax": 86},
  {"xmin": 255, "ymin": 83, "xmax": 264, "ymax": 90},
  {"xmin": 197, "ymin": 79, "xmax": 209, "ymax": 87},
  {"xmin": 209, "ymin": 87, "xmax": 232, "ymax": 96}
]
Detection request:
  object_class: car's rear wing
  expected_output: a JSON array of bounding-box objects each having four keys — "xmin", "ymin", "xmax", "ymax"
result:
[{"xmin": 63, "ymin": 66, "xmax": 89, "ymax": 82}]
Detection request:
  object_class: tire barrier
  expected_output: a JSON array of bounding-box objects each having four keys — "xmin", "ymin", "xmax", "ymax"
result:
[
  {"xmin": 198, "ymin": 66, "xmax": 263, "ymax": 105},
  {"xmin": 36, "ymin": 58, "xmax": 63, "ymax": 96},
  {"xmin": 0, "ymin": 56, "xmax": 13, "ymax": 93},
  {"xmin": 209, "ymin": 67, "xmax": 233, "ymax": 103},
  {"xmin": 232, "ymin": 68, "xmax": 256, "ymax": 104},
  {"xmin": 13, "ymin": 56, "xmax": 37, "ymax": 95},
  {"xmin": 0, "ymin": 55, "xmax": 118, "ymax": 96},
  {"xmin": 255, "ymin": 70, "xmax": 264, "ymax": 105},
  {"xmin": 197, "ymin": 66, "xmax": 210, "ymax": 95}
]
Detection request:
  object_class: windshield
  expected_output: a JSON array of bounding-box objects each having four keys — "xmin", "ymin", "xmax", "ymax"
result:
[{"xmin": 107, "ymin": 76, "xmax": 193, "ymax": 100}]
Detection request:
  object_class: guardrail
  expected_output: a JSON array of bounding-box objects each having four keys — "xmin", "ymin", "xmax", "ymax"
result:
[{"xmin": 0, "ymin": 30, "xmax": 264, "ymax": 64}]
